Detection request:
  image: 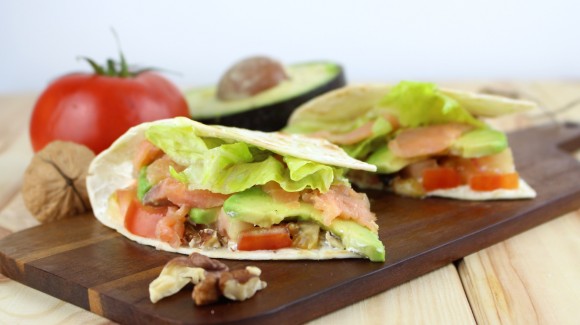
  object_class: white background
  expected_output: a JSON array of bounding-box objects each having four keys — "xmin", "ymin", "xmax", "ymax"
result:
[{"xmin": 1, "ymin": 0, "xmax": 579, "ymax": 94}]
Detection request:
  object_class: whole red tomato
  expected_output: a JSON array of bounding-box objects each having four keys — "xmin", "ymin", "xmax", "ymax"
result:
[{"xmin": 30, "ymin": 58, "xmax": 190, "ymax": 154}]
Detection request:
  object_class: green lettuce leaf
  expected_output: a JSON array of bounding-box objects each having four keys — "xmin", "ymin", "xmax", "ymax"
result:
[
  {"xmin": 146, "ymin": 124, "xmax": 342, "ymax": 194},
  {"xmin": 136, "ymin": 167, "xmax": 152, "ymax": 201},
  {"xmin": 146, "ymin": 124, "xmax": 211, "ymax": 166},
  {"xmin": 379, "ymin": 81, "xmax": 486, "ymax": 128}
]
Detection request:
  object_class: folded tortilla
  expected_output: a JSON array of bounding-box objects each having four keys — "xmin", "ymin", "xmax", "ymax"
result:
[
  {"xmin": 87, "ymin": 117, "xmax": 385, "ymax": 261},
  {"xmin": 285, "ymin": 82, "xmax": 537, "ymax": 200}
]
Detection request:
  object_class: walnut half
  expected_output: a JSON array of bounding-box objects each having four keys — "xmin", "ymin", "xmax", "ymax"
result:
[
  {"xmin": 149, "ymin": 253, "xmax": 267, "ymax": 306},
  {"xmin": 22, "ymin": 141, "xmax": 95, "ymax": 223},
  {"xmin": 219, "ymin": 267, "xmax": 267, "ymax": 301},
  {"xmin": 149, "ymin": 257, "xmax": 209, "ymax": 303}
]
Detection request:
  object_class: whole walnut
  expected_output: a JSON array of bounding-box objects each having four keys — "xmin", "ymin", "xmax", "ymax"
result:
[{"xmin": 22, "ymin": 141, "xmax": 95, "ymax": 223}]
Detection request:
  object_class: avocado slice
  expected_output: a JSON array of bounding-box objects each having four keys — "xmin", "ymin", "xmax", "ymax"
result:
[
  {"xmin": 366, "ymin": 145, "xmax": 417, "ymax": 174},
  {"xmin": 223, "ymin": 187, "xmax": 385, "ymax": 262},
  {"xmin": 189, "ymin": 207, "xmax": 220, "ymax": 225},
  {"xmin": 450, "ymin": 129, "xmax": 508, "ymax": 158},
  {"xmin": 185, "ymin": 62, "xmax": 346, "ymax": 131}
]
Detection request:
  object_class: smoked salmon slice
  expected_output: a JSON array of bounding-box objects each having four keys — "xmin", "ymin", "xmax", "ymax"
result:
[
  {"xmin": 143, "ymin": 178, "xmax": 229, "ymax": 208},
  {"xmin": 389, "ymin": 123, "xmax": 472, "ymax": 158},
  {"xmin": 302, "ymin": 185, "xmax": 378, "ymax": 232}
]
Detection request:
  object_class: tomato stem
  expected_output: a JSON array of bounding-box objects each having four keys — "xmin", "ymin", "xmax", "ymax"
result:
[
  {"xmin": 106, "ymin": 59, "xmax": 117, "ymax": 76},
  {"xmin": 119, "ymin": 54, "xmax": 130, "ymax": 77},
  {"xmin": 78, "ymin": 57, "xmax": 106, "ymax": 75}
]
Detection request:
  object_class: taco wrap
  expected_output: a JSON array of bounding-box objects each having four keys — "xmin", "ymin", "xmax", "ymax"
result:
[
  {"xmin": 87, "ymin": 117, "xmax": 385, "ymax": 262},
  {"xmin": 285, "ymin": 81, "xmax": 537, "ymax": 200}
]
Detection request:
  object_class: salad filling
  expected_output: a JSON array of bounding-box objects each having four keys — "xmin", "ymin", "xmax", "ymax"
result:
[
  {"xmin": 286, "ymin": 81, "xmax": 536, "ymax": 199},
  {"xmin": 101, "ymin": 119, "xmax": 385, "ymax": 261}
]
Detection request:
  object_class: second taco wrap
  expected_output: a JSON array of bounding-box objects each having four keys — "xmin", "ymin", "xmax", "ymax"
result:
[{"xmin": 285, "ymin": 81, "xmax": 537, "ymax": 200}]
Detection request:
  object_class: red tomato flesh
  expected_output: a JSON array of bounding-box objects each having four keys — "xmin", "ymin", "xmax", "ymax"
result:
[
  {"xmin": 124, "ymin": 199, "xmax": 167, "ymax": 238},
  {"xmin": 30, "ymin": 72, "xmax": 189, "ymax": 154},
  {"xmin": 422, "ymin": 167, "xmax": 463, "ymax": 191},
  {"xmin": 237, "ymin": 227, "xmax": 293, "ymax": 251},
  {"xmin": 469, "ymin": 173, "xmax": 519, "ymax": 191}
]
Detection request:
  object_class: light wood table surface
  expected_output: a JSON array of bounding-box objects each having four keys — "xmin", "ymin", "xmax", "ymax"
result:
[{"xmin": 0, "ymin": 81, "xmax": 579, "ymax": 325}]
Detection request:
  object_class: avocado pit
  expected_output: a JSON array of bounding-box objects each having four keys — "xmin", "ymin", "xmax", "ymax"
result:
[{"xmin": 217, "ymin": 56, "xmax": 289, "ymax": 101}]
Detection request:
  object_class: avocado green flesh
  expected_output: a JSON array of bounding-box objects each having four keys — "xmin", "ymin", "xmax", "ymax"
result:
[
  {"xmin": 186, "ymin": 62, "xmax": 342, "ymax": 119},
  {"xmin": 328, "ymin": 219, "xmax": 385, "ymax": 263},
  {"xmin": 223, "ymin": 187, "xmax": 385, "ymax": 262},
  {"xmin": 450, "ymin": 129, "xmax": 508, "ymax": 158},
  {"xmin": 366, "ymin": 146, "xmax": 416, "ymax": 174},
  {"xmin": 189, "ymin": 207, "xmax": 220, "ymax": 225}
]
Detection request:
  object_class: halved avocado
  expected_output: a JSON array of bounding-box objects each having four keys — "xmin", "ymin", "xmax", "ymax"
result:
[{"xmin": 185, "ymin": 61, "xmax": 346, "ymax": 131}]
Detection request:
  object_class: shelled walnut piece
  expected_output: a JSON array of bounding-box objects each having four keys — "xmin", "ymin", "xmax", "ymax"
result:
[
  {"xmin": 22, "ymin": 141, "xmax": 95, "ymax": 223},
  {"xmin": 149, "ymin": 253, "xmax": 267, "ymax": 306}
]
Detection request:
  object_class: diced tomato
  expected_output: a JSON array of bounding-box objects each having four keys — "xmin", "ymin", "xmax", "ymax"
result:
[
  {"xmin": 422, "ymin": 167, "xmax": 463, "ymax": 191},
  {"xmin": 469, "ymin": 173, "xmax": 519, "ymax": 191},
  {"xmin": 237, "ymin": 227, "xmax": 293, "ymax": 251},
  {"xmin": 133, "ymin": 140, "xmax": 164, "ymax": 171},
  {"xmin": 124, "ymin": 199, "xmax": 167, "ymax": 238}
]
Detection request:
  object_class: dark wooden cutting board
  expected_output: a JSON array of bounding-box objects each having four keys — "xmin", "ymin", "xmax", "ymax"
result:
[{"xmin": 1, "ymin": 123, "xmax": 580, "ymax": 325}]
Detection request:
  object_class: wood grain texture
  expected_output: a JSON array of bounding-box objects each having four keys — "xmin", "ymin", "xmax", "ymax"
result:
[
  {"xmin": 459, "ymin": 211, "xmax": 580, "ymax": 325},
  {"xmin": 0, "ymin": 276, "xmax": 113, "ymax": 325},
  {"xmin": 309, "ymin": 264, "xmax": 476, "ymax": 325},
  {"xmin": 1, "ymin": 124, "xmax": 579, "ymax": 324},
  {"xmin": 0, "ymin": 95, "xmax": 35, "ymax": 211}
]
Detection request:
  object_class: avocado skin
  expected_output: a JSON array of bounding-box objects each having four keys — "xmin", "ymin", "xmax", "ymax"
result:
[
  {"xmin": 196, "ymin": 67, "xmax": 346, "ymax": 132},
  {"xmin": 223, "ymin": 187, "xmax": 385, "ymax": 262}
]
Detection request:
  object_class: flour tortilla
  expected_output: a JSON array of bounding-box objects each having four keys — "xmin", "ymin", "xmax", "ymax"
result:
[
  {"xmin": 87, "ymin": 117, "xmax": 376, "ymax": 260},
  {"xmin": 288, "ymin": 84, "xmax": 537, "ymax": 128},
  {"xmin": 426, "ymin": 179, "xmax": 536, "ymax": 200},
  {"xmin": 287, "ymin": 84, "xmax": 537, "ymax": 201}
]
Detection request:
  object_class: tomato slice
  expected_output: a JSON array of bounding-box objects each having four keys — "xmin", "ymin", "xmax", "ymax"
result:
[
  {"xmin": 237, "ymin": 227, "xmax": 293, "ymax": 251},
  {"xmin": 469, "ymin": 173, "xmax": 519, "ymax": 191},
  {"xmin": 124, "ymin": 199, "xmax": 167, "ymax": 238},
  {"xmin": 422, "ymin": 167, "xmax": 463, "ymax": 191}
]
